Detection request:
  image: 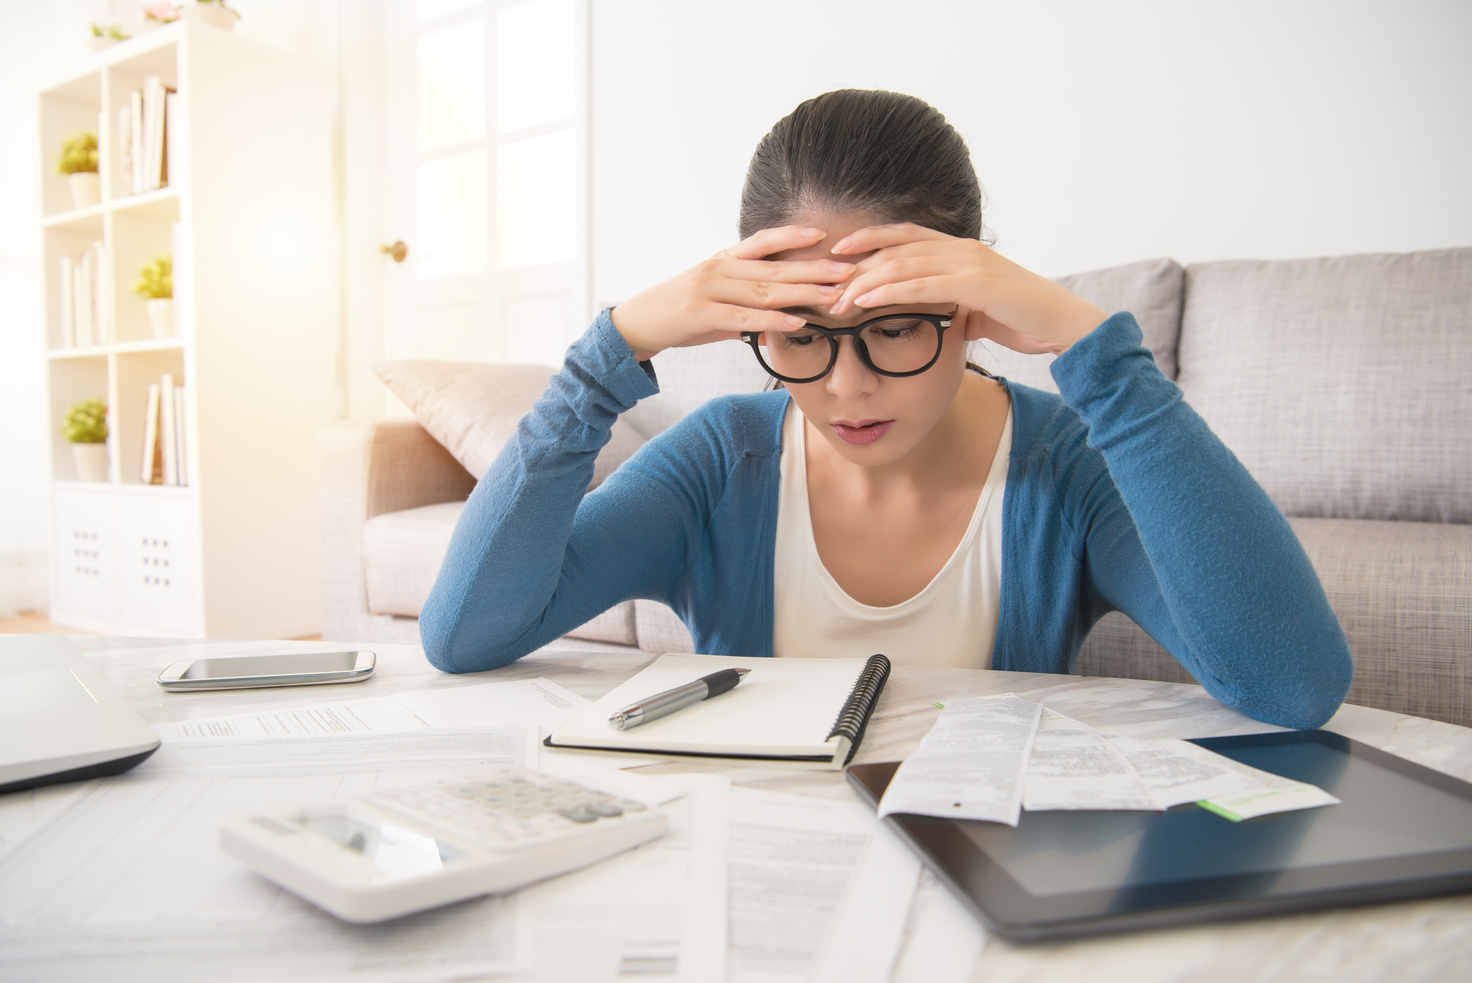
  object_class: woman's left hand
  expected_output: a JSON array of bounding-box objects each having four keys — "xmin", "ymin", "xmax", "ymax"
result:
[{"xmin": 828, "ymin": 224, "xmax": 1107, "ymax": 356}]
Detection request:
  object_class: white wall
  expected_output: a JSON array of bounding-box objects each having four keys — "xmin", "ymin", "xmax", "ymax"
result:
[{"xmin": 590, "ymin": 0, "xmax": 1472, "ymax": 303}]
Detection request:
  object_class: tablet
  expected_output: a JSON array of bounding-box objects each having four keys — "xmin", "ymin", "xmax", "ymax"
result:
[{"xmin": 846, "ymin": 730, "xmax": 1472, "ymax": 941}]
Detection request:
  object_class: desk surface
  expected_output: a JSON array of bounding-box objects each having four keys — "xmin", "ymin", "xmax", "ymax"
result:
[{"xmin": 54, "ymin": 638, "xmax": 1472, "ymax": 980}]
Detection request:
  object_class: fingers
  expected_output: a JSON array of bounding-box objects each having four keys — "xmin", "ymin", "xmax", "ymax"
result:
[
  {"xmin": 830, "ymin": 247, "xmax": 959, "ymax": 314},
  {"xmin": 710, "ymin": 275, "xmax": 842, "ymax": 313},
  {"xmin": 829, "ymin": 222, "xmax": 944, "ymax": 255},
  {"xmin": 723, "ymin": 225, "xmax": 827, "ymax": 261}
]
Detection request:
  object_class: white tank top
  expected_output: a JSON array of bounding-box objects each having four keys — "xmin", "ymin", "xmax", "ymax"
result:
[{"xmin": 771, "ymin": 402, "xmax": 1012, "ymax": 669}]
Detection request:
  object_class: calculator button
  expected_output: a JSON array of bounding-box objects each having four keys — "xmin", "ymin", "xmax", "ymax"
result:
[
  {"xmin": 558, "ymin": 807, "xmax": 598, "ymax": 823},
  {"xmin": 588, "ymin": 802, "xmax": 623, "ymax": 817}
]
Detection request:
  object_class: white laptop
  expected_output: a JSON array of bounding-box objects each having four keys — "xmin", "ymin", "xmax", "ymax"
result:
[{"xmin": 0, "ymin": 635, "xmax": 160, "ymax": 794}]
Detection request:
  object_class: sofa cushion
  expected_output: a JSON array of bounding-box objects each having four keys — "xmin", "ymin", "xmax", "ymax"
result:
[
  {"xmin": 972, "ymin": 257, "xmax": 1186, "ymax": 392},
  {"xmin": 621, "ymin": 340, "xmax": 774, "ymax": 440},
  {"xmin": 362, "ymin": 499, "xmax": 638, "ymax": 646},
  {"xmin": 1176, "ymin": 248, "xmax": 1472, "ymax": 524},
  {"xmin": 1076, "ymin": 516, "xmax": 1472, "ymax": 728},
  {"xmin": 373, "ymin": 360, "xmax": 646, "ymax": 487}
]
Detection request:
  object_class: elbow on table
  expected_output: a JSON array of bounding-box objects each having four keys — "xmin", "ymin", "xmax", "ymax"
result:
[
  {"xmin": 1232, "ymin": 644, "xmax": 1355, "ymax": 731},
  {"xmin": 419, "ymin": 609, "xmax": 506, "ymax": 674}
]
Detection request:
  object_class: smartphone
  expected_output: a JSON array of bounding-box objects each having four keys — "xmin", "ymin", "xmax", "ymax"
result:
[{"xmin": 156, "ymin": 650, "xmax": 376, "ymax": 691}]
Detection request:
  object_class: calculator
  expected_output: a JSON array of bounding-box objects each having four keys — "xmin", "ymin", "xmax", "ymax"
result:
[{"xmin": 219, "ymin": 767, "xmax": 669, "ymax": 922}]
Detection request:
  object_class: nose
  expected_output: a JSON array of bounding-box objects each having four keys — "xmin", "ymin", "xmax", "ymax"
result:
[{"xmin": 825, "ymin": 336, "xmax": 878, "ymax": 398}]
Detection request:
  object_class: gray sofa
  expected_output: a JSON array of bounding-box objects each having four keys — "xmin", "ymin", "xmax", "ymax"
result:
[{"xmin": 319, "ymin": 248, "xmax": 1472, "ymax": 726}]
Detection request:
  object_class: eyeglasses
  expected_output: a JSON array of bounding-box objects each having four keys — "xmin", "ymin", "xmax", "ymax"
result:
[{"xmin": 741, "ymin": 312, "xmax": 955, "ymax": 384}]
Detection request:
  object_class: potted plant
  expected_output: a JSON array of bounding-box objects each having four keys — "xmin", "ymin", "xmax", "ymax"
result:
[
  {"xmin": 184, "ymin": 1, "xmax": 240, "ymax": 31},
  {"xmin": 62, "ymin": 398, "xmax": 109, "ymax": 482},
  {"xmin": 132, "ymin": 252, "xmax": 174, "ymax": 338},
  {"xmin": 57, "ymin": 131, "xmax": 99, "ymax": 209},
  {"xmin": 141, "ymin": 3, "xmax": 181, "ymax": 28},
  {"xmin": 88, "ymin": 23, "xmax": 130, "ymax": 51}
]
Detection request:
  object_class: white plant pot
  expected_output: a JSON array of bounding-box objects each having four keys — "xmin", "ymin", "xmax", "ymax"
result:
[
  {"xmin": 185, "ymin": 4, "xmax": 237, "ymax": 31},
  {"xmin": 69, "ymin": 172, "xmax": 100, "ymax": 209},
  {"xmin": 71, "ymin": 443, "xmax": 109, "ymax": 483},
  {"xmin": 147, "ymin": 298, "xmax": 175, "ymax": 339}
]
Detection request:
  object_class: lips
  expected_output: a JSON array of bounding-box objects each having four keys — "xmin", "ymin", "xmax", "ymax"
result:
[{"xmin": 831, "ymin": 419, "xmax": 894, "ymax": 445}]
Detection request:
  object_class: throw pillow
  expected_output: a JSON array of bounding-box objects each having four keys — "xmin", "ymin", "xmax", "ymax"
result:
[{"xmin": 372, "ymin": 360, "xmax": 647, "ymax": 488}]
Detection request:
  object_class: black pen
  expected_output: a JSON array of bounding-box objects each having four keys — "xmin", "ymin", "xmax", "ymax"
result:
[{"xmin": 608, "ymin": 668, "xmax": 751, "ymax": 730}]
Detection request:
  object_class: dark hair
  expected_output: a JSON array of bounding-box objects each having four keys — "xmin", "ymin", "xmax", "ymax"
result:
[{"xmin": 739, "ymin": 89, "xmax": 988, "ymax": 242}]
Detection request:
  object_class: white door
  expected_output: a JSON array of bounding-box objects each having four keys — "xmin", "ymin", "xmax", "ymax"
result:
[{"xmin": 381, "ymin": 0, "xmax": 590, "ymax": 369}]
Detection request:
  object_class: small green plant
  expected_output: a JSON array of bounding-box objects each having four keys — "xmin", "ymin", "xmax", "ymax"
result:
[
  {"xmin": 132, "ymin": 253, "xmax": 173, "ymax": 300},
  {"xmin": 56, "ymin": 131, "xmax": 99, "ymax": 175},
  {"xmin": 90, "ymin": 23, "xmax": 130, "ymax": 39},
  {"xmin": 62, "ymin": 398, "xmax": 108, "ymax": 444}
]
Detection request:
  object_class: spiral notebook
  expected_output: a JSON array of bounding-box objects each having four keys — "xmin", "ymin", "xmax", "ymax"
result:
[{"xmin": 544, "ymin": 653, "xmax": 891, "ymax": 769}]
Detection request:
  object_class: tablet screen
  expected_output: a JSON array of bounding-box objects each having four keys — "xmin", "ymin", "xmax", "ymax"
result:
[
  {"xmin": 848, "ymin": 731, "xmax": 1472, "ymax": 939},
  {"xmin": 964, "ymin": 737, "xmax": 1472, "ymax": 897}
]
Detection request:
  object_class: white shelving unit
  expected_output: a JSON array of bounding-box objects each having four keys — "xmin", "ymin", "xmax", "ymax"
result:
[{"xmin": 40, "ymin": 22, "xmax": 338, "ymax": 638}]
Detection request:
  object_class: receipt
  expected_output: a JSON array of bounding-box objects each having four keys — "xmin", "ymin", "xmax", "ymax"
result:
[{"xmin": 876, "ymin": 694, "xmax": 1040, "ymax": 826}]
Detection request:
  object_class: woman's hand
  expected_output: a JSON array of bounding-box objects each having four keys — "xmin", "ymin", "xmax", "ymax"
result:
[
  {"xmin": 828, "ymin": 224, "xmax": 1107, "ymax": 356},
  {"xmin": 610, "ymin": 226, "xmax": 855, "ymax": 361}
]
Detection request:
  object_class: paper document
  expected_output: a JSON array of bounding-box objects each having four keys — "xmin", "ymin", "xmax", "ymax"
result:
[
  {"xmin": 144, "ymin": 726, "xmax": 534, "ymax": 774},
  {"xmin": 728, "ymin": 787, "xmax": 920, "ymax": 983},
  {"xmin": 889, "ymin": 869, "xmax": 988, "ymax": 983},
  {"xmin": 1022, "ymin": 709, "xmax": 1158, "ymax": 811},
  {"xmin": 515, "ymin": 773, "xmax": 729, "ymax": 983},
  {"xmin": 160, "ymin": 677, "xmax": 588, "ymax": 741},
  {"xmin": 877, "ymin": 694, "xmax": 1041, "ymax": 826},
  {"xmin": 879, "ymin": 696, "xmax": 1339, "ymax": 825},
  {"xmin": 0, "ymin": 771, "xmax": 527, "ymax": 982}
]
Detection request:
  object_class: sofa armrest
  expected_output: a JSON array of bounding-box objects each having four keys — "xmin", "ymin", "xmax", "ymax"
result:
[{"xmin": 318, "ymin": 419, "xmax": 476, "ymax": 642}]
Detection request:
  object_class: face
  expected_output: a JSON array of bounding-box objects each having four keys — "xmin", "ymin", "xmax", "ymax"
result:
[{"xmin": 766, "ymin": 214, "xmax": 972, "ymax": 469}]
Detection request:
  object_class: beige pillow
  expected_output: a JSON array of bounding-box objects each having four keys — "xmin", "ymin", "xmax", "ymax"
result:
[{"xmin": 372, "ymin": 360, "xmax": 647, "ymax": 488}]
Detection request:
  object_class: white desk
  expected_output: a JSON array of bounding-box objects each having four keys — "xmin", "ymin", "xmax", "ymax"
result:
[{"xmin": 16, "ymin": 636, "xmax": 1472, "ymax": 981}]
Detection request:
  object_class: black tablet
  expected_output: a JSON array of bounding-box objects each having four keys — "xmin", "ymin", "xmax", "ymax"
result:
[{"xmin": 846, "ymin": 730, "xmax": 1472, "ymax": 941}]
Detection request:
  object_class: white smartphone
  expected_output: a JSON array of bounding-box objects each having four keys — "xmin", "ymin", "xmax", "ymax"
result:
[{"xmin": 156, "ymin": 650, "xmax": 376, "ymax": 691}]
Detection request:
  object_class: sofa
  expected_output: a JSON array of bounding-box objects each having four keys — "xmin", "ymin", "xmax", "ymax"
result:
[{"xmin": 319, "ymin": 247, "xmax": 1472, "ymax": 727}]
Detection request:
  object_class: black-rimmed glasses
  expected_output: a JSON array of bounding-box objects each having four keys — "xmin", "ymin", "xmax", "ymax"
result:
[{"xmin": 741, "ymin": 312, "xmax": 955, "ymax": 384}]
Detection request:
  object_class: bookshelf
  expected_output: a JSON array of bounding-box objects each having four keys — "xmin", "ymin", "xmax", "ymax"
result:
[{"xmin": 39, "ymin": 21, "xmax": 338, "ymax": 638}]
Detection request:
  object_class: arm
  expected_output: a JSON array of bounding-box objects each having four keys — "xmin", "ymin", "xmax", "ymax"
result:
[
  {"xmin": 419, "ymin": 312, "xmax": 681, "ymax": 671},
  {"xmin": 1051, "ymin": 313, "xmax": 1353, "ymax": 729}
]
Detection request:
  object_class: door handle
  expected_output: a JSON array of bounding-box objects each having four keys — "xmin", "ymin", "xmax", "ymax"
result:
[{"xmin": 380, "ymin": 241, "xmax": 408, "ymax": 263}]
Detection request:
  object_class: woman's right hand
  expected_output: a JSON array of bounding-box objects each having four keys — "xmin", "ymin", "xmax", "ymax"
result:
[{"xmin": 609, "ymin": 226, "xmax": 856, "ymax": 361}]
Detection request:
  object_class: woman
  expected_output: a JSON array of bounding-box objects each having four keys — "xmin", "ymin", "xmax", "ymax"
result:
[{"xmin": 420, "ymin": 89, "xmax": 1352, "ymax": 729}]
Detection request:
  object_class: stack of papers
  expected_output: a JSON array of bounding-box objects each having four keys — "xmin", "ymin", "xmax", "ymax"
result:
[
  {"xmin": 878, "ymin": 694, "xmax": 1341, "ymax": 826},
  {"xmin": 0, "ymin": 677, "xmax": 985, "ymax": 983}
]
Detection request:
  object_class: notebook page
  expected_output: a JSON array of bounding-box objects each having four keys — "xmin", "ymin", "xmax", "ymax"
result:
[{"xmin": 550, "ymin": 654, "xmax": 870, "ymax": 757}]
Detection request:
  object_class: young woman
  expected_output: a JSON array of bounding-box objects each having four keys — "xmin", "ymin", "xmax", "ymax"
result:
[{"xmin": 420, "ymin": 90, "xmax": 1352, "ymax": 730}]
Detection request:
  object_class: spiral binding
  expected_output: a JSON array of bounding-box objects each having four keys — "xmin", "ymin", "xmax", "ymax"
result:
[{"xmin": 826, "ymin": 654, "xmax": 891, "ymax": 765}]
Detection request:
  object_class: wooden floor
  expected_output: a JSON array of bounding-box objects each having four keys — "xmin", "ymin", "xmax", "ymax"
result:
[
  {"xmin": 0, "ymin": 611, "xmax": 89, "ymax": 635},
  {"xmin": 0, "ymin": 610, "xmax": 320, "ymax": 641}
]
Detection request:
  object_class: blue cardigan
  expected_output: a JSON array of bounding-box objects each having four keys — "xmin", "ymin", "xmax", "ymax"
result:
[{"xmin": 420, "ymin": 309, "xmax": 1353, "ymax": 729}]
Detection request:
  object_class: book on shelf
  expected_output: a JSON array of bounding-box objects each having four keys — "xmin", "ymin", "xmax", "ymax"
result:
[
  {"xmin": 139, "ymin": 378, "xmax": 188, "ymax": 486},
  {"xmin": 130, "ymin": 90, "xmax": 144, "ymax": 194},
  {"xmin": 59, "ymin": 256, "xmax": 75, "ymax": 347},
  {"xmin": 58, "ymin": 242, "xmax": 109, "ymax": 348},
  {"xmin": 173, "ymin": 383, "xmax": 188, "ymax": 486},
  {"xmin": 545, "ymin": 653, "xmax": 892, "ymax": 769},
  {"xmin": 141, "ymin": 383, "xmax": 162, "ymax": 484},
  {"xmin": 128, "ymin": 76, "xmax": 176, "ymax": 194},
  {"xmin": 159, "ymin": 374, "xmax": 177, "ymax": 486}
]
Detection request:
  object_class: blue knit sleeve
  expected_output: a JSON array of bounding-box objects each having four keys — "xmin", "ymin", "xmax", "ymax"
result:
[
  {"xmin": 1049, "ymin": 312, "xmax": 1353, "ymax": 728},
  {"xmin": 419, "ymin": 311, "xmax": 697, "ymax": 672}
]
